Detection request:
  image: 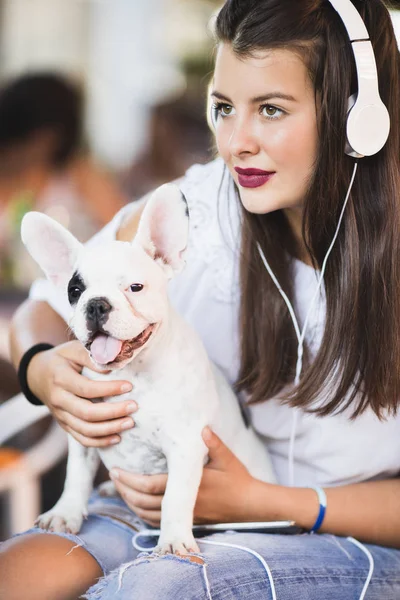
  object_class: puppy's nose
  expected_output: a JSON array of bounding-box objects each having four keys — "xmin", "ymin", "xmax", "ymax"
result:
[{"xmin": 86, "ymin": 297, "xmax": 112, "ymax": 326}]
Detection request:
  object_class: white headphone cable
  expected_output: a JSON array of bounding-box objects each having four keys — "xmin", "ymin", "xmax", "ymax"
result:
[
  {"xmin": 256, "ymin": 160, "xmax": 358, "ymax": 485},
  {"xmin": 347, "ymin": 537, "xmax": 375, "ymax": 600}
]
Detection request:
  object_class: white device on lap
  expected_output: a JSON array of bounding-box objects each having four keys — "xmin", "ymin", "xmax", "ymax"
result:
[
  {"xmin": 191, "ymin": 520, "xmax": 300, "ymax": 533},
  {"xmin": 132, "ymin": 521, "xmax": 303, "ymax": 552}
]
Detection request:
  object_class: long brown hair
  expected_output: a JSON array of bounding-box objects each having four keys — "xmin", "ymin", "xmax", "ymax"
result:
[{"xmin": 215, "ymin": 0, "xmax": 400, "ymax": 418}]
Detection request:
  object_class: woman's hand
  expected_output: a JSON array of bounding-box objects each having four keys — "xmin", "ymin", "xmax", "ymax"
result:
[
  {"xmin": 193, "ymin": 427, "xmax": 260, "ymax": 523},
  {"xmin": 109, "ymin": 427, "xmax": 262, "ymax": 526},
  {"xmin": 27, "ymin": 340, "xmax": 137, "ymax": 447}
]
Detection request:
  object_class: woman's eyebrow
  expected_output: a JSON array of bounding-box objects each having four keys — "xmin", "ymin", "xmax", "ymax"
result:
[{"xmin": 211, "ymin": 90, "xmax": 297, "ymax": 103}]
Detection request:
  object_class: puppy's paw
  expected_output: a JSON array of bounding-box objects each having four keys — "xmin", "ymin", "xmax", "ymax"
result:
[
  {"xmin": 97, "ymin": 481, "xmax": 118, "ymax": 497},
  {"xmin": 154, "ymin": 533, "xmax": 200, "ymax": 555},
  {"xmin": 35, "ymin": 505, "xmax": 86, "ymax": 535}
]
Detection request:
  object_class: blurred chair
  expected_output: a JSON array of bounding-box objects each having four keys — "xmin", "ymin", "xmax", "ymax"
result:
[{"xmin": 0, "ymin": 394, "xmax": 67, "ymax": 538}]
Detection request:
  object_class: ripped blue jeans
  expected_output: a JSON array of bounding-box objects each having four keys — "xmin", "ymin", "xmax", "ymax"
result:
[{"xmin": 12, "ymin": 490, "xmax": 400, "ymax": 599}]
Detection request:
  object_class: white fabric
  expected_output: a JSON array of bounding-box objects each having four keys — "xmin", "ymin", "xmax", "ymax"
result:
[{"xmin": 29, "ymin": 157, "xmax": 400, "ymax": 488}]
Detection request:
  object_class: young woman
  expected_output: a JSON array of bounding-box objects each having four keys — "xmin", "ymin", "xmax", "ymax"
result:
[{"xmin": 1, "ymin": 0, "xmax": 400, "ymax": 598}]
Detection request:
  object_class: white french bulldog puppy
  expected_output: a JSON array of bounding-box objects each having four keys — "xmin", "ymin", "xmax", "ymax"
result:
[{"xmin": 21, "ymin": 184, "xmax": 275, "ymax": 555}]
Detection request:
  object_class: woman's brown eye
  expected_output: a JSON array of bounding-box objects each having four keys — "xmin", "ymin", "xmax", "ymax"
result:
[
  {"xmin": 222, "ymin": 104, "xmax": 233, "ymax": 115},
  {"xmin": 262, "ymin": 105, "xmax": 283, "ymax": 119}
]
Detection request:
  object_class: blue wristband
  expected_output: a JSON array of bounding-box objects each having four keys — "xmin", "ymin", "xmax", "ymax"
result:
[{"xmin": 308, "ymin": 486, "xmax": 327, "ymax": 533}]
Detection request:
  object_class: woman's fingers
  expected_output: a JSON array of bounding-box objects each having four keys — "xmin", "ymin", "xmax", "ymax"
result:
[
  {"xmin": 112, "ymin": 479, "xmax": 164, "ymax": 511},
  {"xmin": 57, "ymin": 407, "xmax": 135, "ymax": 439},
  {"xmin": 52, "ymin": 366, "xmax": 133, "ymax": 401},
  {"xmin": 64, "ymin": 425, "xmax": 121, "ymax": 448},
  {"xmin": 110, "ymin": 470, "xmax": 168, "ymax": 495},
  {"xmin": 53, "ymin": 389, "xmax": 137, "ymax": 423},
  {"xmin": 25, "ymin": 340, "xmax": 140, "ymax": 446},
  {"xmin": 133, "ymin": 508, "xmax": 161, "ymax": 526},
  {"xmin": 109, "ymin": 470, "xmax": 166, "ymax": 525}
]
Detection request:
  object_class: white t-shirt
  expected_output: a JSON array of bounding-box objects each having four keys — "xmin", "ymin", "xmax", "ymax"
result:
[{"xmin": 30, "ymin": 158, "xmax": 400, "ymax": 488}]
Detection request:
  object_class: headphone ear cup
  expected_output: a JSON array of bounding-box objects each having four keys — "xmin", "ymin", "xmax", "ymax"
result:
[{"xmin": 345, "ymin": 92, "xmax": 391, "ymax": 158}]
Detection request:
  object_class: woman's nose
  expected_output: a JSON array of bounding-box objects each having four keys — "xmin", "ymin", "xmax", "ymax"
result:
[{"xmin": 228, "ymin": 118, "xmax": 260, "ymax": 157}]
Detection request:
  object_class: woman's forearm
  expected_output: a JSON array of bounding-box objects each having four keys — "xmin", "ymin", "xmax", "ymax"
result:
[
  {"xmin": 251, "ymin": 478, "xmax": 400, "ymax": 548},
  {"xmin": 9, "ymin": 299, "xmax": 72, "ymax": 369}
]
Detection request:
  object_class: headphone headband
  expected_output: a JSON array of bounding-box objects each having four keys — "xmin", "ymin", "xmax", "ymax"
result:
[
  {"xmin": 328, "ymin": 0, "xmax": 369, "ymax": 40},
  {"xmin": 328, "ymin": 0, "xmax": 390, "ymax": 157}
]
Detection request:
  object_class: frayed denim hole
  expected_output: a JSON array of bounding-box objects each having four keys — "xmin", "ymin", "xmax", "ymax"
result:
[
  {"xmin": 83, "ymin": 563, "xmax": 134, "ymax": 600},
  {"xmin": 82, "ymin": 577, "xmax": 109, "ymax": 600},
  {"xmin": 118, "ymin": 553, "xmax": 207, "ymax": 592},
  {"xmin": 84, "ymin": 552, "xmax": 212, "ymax": 600},
  {"xmin": 135, "ymin": 551, "xmax": 206, "ymax": 567}
]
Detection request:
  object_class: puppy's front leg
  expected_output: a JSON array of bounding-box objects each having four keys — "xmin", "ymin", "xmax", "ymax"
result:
[
  {"xmin": 36, "ymin": 435, "xmax": 100, "ymax": 534},
  {"xmin": 155, "ymin": 440, "xmax": 207, "ymax": 555}
]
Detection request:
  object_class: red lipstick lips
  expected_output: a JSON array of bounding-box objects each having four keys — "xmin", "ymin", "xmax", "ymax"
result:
[{"xmin": 234, "ymin": 166, "xmax": 275, "ymax": 189}]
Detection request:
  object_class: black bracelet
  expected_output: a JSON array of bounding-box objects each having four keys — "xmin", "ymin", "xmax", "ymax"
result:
[{"xmin": 17, "ymin": 343, "xmax": 54, "ymax": 406}]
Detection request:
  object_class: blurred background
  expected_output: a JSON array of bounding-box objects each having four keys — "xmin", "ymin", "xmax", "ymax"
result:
[
  {"xmin": 0, "ymin": 0, "xmax": 220, "ymax": 541},
  {"xmin": 0, "ymin": 0, "xmax": 399, "ymax": 541}
]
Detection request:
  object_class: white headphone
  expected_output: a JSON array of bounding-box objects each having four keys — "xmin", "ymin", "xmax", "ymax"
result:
[
  {"xmin": 329, "ymin": 0, "xmax": 390, "ymax": 157},
  {"xmin": 210, "ymin": 0, "xmax": 391, "ymax": 158}
]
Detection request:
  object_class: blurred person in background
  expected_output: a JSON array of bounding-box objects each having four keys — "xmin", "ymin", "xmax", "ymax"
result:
[
  {"xmin": 0, "ymin": 73, "xmax": 128, "ymax": 400},
  {"xmin": 0, "ymin": 72, "xmax": 127, "ymax": 289}
]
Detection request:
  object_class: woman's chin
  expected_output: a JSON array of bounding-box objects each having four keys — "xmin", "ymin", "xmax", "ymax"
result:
[{"xmin": 239, "ymin": 190, "xmax": 282, "ymax": 214}]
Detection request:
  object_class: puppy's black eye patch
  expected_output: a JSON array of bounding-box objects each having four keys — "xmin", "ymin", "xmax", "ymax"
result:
[
  {"xmin": 68, "ymin": 272, "xmax": 86, "ymax": 305},
  {"xmin": 130, "ymin": 283, "xmax": 143, "ymax": 293}
]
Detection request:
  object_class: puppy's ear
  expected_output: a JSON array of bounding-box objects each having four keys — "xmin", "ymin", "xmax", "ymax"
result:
[
  {"xmin": 21, "ymin": 212, "xmax": 83, "ymax": 288},
  {"xmin": 135, "ymin": 184, "xmax": 189, "ymax": 276}
]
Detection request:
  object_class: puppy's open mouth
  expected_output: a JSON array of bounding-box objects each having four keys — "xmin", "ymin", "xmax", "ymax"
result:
[{"xmin": 86, "ymin": 324, "xmax": 156, "ymax": 366}]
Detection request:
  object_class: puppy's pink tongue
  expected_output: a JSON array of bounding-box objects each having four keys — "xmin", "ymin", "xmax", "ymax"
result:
[{"xmin": 91, "ymin": 334, "xmax": 123, "ymax": 364}]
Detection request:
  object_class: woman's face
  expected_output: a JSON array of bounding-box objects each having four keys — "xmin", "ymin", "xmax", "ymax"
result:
[{"xmin": 212, "ymin": 44, "xmax": 319, "ymax": 217}]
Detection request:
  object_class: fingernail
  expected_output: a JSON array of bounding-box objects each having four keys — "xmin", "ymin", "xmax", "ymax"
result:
[
  {"xmin": 110, "ymin": 469, "xmax": 119, "ymax": 479},
  {"xmin": 121, "ymin": 383, "xmax": 132, "ymax": 393},
  {"xmin": 126, "ymin": 402, "xmax": 137, "ymax": 413},
  {"xmin": 121, "ymin": 418, "xmax": 134, "ymax": 430},
  {"xmin": 202, "ymin": 426, "xmax": 212, "ymax": 442},
  {"xmin": 110, "ymin": 436, "xmax": 120, "ymax": 445}
]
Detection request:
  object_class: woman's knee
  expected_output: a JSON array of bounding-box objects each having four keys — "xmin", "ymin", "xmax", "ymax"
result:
[
  {"xmin": 84, "ymin": 552, "xmax": 208, "ymax": 600},
  {"xmin": 0, "ymin": 532, "xmax": 103, "ymax": 600}
]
